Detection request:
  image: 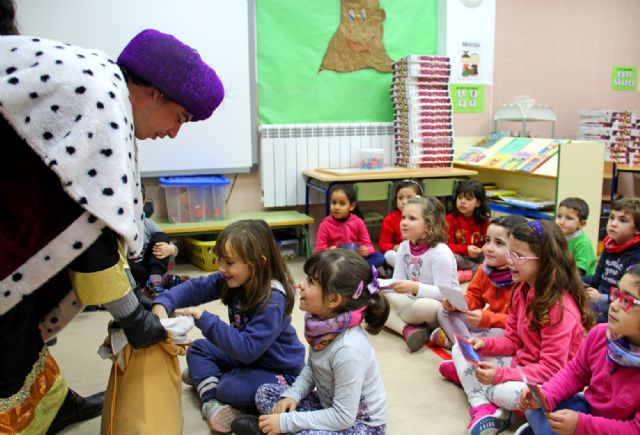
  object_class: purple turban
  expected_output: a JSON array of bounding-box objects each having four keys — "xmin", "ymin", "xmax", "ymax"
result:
[{"xmin": 117, "ymin": 29, "xmax": 224, "ymax": 121}]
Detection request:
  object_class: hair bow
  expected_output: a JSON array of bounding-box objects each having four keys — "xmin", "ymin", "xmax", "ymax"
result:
[{"xmin": 353, "ymin": 266, "xmax": 381, "ymax": 299}]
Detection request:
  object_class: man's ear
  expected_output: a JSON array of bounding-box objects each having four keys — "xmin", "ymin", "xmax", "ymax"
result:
[
  {"xmin": 151, "ymin": 87, "xmax": 164, "ymax": 101},
  {"xmin": 327, "ymin": 293, "xmax": 343, "ymax": 310}
]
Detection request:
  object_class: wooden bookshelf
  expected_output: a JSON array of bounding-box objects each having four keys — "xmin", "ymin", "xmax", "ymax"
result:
[{"xmin": 453, "ymin": 137, "xmax": 605, "ymax": 250}]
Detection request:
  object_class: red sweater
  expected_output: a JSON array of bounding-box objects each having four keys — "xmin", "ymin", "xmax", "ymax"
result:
[
  {"xmin": 446, "ymin": 213, "xmax": 490, "ymax": 256},
  {"xmin": 378, "ymin": 210, "xmax": 403, "ymax": 253},
  {"xmin": 315, "ymin": 214, "xmax": 374, "ymax": 255}
]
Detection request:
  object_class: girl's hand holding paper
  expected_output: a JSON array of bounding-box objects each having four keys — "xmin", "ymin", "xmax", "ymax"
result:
[{"xmin": 475, "ymin": 361, "xmax": 497, "ymax": 384}]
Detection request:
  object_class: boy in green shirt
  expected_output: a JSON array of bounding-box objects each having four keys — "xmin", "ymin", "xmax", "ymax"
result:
[{"xmin": 556, "ymin": 197, "xmax": 597, "ymax": 275}]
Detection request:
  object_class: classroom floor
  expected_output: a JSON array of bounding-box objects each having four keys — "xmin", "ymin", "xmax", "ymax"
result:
[{"xmin": 53, "ymin": 259, "xmax": 521, "ymax": 435}]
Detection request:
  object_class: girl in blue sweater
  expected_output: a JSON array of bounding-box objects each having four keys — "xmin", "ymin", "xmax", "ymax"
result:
[{"xmin": 152, "ymin": 219, "xmax": 305, "ymax": 434}]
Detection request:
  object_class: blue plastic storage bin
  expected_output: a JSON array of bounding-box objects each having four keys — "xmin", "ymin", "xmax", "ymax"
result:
[{"xmin": 159, "ymin": 176, "xmax": 230, "ymax": 223}]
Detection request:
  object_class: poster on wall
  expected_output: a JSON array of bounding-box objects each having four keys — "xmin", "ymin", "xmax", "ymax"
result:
[
  {"xmin": 611, "ymin": 66, "xmax": 638, "ymax": 91},
  {"xmin": 451, "ymin": 84, "xmax": 484, "ymax": 113},
  {"xmin": 256, "ymin": 0, "xmax": 438, "ymax": 124},
  {"xmin": 458, "ymin": 41, "xmax": 483, "ymax": 82},
  {"xmin": 445, "ymin": 0, "xmax": 495, "ymax": 86}
]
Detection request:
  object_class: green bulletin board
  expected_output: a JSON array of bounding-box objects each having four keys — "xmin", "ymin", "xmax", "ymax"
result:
[
  {"xmin": 256, "ymin": 0, "xmax": 438, "ymax": 124},
  {"xmin": 611, "ymin": 66, "xmax": 638, "ymax": 91},
  {"xmin": 451, "ymin": 84, "xmax": 484, "ymax": 113}
]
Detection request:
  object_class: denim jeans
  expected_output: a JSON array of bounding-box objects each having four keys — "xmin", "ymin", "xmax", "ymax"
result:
[{"xmin": 525, "ymin": 393, "xmax": 590, "ymax": 435}]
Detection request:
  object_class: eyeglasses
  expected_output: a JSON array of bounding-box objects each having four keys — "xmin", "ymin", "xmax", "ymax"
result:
[
  {"xmin": 609, "ymin": 287, "xmax": 640, "ymax": 311},
  {"xmin": 506, "ymin": 250, "xmax": 539, "ymax": 264}
]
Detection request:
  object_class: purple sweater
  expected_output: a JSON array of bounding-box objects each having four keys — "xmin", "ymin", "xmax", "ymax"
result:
[
  {"xmin": 154, "ymin": 272, "xmax": 305, "ymax": 373},
  {"xmin": 541, "ymin": 323, "xmax": 640, "ymax": 435},
  {"xmin": 315, "ymin": 214, "xmax": 374, "ymax": 255},
  {"xmin": 481, "ymin": 283, "xmax": 584, "ymax": 384}
]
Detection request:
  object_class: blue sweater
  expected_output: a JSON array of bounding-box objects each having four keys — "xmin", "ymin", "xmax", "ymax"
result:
[
  {"xmin": 582, "ymin": 240, "xmax": 640, "ymax": 322},
  {"xmin": 154, "ymin": 272, "xmax": 305, "ymax": 373}
]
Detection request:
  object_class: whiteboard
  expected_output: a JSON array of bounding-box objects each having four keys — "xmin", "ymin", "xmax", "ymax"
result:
[{"xmin": 16, "ymin": 0, "xmax": 257, "ymax": 176}]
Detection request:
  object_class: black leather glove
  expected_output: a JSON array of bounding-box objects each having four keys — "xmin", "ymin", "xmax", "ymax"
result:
[{"xmin": 117, "ymin": 304, "xmax": 167, "ymax": 349}]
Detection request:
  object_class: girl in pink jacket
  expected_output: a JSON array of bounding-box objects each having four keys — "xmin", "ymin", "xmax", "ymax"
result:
[
  {"xmin": 518, "ymin": 264, "xmax": 640, "ymax": 435},
  {"xmin": 450, "ymin": 220, "xmax": 595, "ymax": 435},
  {"xmin": 315, "ymin": 184, "xmax": 385, "ymax": 269}
]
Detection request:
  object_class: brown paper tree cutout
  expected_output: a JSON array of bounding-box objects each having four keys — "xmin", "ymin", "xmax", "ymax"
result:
[{"xmin": 320, "ymin": 0, "xmax": 393, "ymax": 73}]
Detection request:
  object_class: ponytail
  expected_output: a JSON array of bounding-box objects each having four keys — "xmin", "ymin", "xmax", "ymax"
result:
[{"xmin": 364, "ymin": 292, "xmax": 390, "ymax": 335}]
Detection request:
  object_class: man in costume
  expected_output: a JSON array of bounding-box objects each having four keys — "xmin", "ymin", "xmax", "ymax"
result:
[{"xmin": 0, "ymin": 29, "xmax": 224, "ymax": 433}]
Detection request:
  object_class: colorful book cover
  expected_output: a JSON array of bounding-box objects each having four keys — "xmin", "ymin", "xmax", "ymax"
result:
[
  {"xmin": 497, "ymin": 138, "xmax": 533, "ymax": 154},
  {"xmin": 502, "ymin": 151, "xmax": 533, "ymax": 170},
  {"xmin": 484, "ymin": 154, "xmax": 511, "ymax": 168},
  {"xmin": 475, "ymin": 131, "xmax": 507, "ymax": 149},
  {"xmin": 457, "ymin": 147, "xmax": 489, "ymax": 164}
]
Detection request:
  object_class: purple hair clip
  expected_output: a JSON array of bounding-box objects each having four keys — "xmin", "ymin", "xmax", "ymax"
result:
[
  {"xmin": 353, "ymin": 266, "xmax": 381, "ymax": 299},
  {"xmin": 527, "ymin": 220, "xmax": 544, "ymax": 240}
]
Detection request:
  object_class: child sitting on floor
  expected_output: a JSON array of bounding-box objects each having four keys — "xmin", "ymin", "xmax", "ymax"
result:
[
  {"xmin": 378, "ymin": 179, "xmax": 423, "ymax": 268},
  {"xmin": 555, "ymin": 197, "xmax": 596, "ymax": 275},
  {"xmin": 518, "ymin": 264, "xmax": 640, "ymax": 435},
  {"xmin": 152, "ymin": 220, "xmax": 306, "ymax": 434},
  {"xmin": 232, "ymin": 249, "xmax": 388, "ymax": 435},
  {"xmin": 315, "ymin": 184, "xmax": 385, "ymax": 269},
  {"xmin": 431, "ymin": 215, "xmax": 526, "ymax": 351},
  {"xmin": 446, "ymin": 180, "xmax": 490, "ymax": 282}
]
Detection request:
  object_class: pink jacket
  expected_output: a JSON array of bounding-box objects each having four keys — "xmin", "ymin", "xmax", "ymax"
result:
[
  {"xmin": 481, "ymin": 283, "xmax": 585, "ymax": 385},
  {"xmin": 315, "ymin": 214, "xmax": 374, "ymax": 255},
  {"xmin": 542, "ymin": 323, "xmax": 640, "ymax": 435}
]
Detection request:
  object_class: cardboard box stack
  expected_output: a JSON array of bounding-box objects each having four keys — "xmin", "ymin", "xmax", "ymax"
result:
[
  {"xmin": 391, "ymin": 55, "xmax": 454, "ymax": 168},
  {"xmin": 578, "ymin": 110, "xmax": 640, "ymax": 164}
]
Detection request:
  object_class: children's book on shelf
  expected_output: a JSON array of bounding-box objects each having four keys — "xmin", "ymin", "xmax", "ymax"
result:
[
  {"xmin": 457, "ymin": 147, "xmax": 491, "ymax": 164},
  {"xmin": 485, "ymin": 188, "xmax": 518, "ymax": 198},
  {"xmin": 484, "ymin": 154, "xmax": 511, "ymax": 168},
  {"xmin": 455, "ymin": 137, "xmax": 566, "ymax": 174},
  {"xmin": 499, "ymin": 195, "xmax": 555, "ymax": 210}
]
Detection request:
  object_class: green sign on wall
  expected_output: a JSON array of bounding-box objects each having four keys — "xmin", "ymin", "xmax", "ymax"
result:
[
  {"xmin": 612, "ymin": 66, "xmax": 637, "ymax": 91},
  {"xmin": 256, "ymin": 0, "xmax": 438, "ymax": 124},
  {"xmin": 451, "ymin": 84, "xmax": 484, "ymax": 113}
]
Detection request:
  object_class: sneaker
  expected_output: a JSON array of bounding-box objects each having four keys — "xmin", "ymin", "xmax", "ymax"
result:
[
  {"xmin": 429, "ymin": 327, "xmax": 452, "ymax": 348},
  {"xmin": 467, "ymin": 403, "xmax": 510, "ymax": 435},
  {"xmin": 513, "ymin": 422, "xmax": 534, "ymax": 435},
  {"xmin": 202, "ymin": 400, "xmax": 244, "ymax": 434},
  {"xmin": 438, "ymin": 361, "xmax": 461, "ymax": 386},
  {"xmin": 458, "ymin": 269, "xmax": 474, "ymax": 283},
  {"xmin": 163, "ymin": 273, "xmax": 190, "ymax": 289},
  {"xmin": 231, "ymin": 415, "xmax": 264, "ymax": 435},
  {"xmin": 182, "ymin": 368, "xmax": 194, "ymax": 386},
  {"xmin": 402, "ymin": 324, "xmax": 429, "ymax": 352},
  {"xmin": 145, "ymin": 280, "xmax": 167, "ymax": 298}
]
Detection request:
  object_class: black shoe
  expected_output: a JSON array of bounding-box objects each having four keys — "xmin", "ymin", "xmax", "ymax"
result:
[
  {"xmin": 230, "ymin": 415, "xmax": 264, "ymax": 435},
  {"xmin": 47, "ymin": 389, "xmax": 104, "ymax": 434}
]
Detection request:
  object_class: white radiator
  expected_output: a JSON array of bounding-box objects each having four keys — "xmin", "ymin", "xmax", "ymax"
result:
[{"xmin": 260, "ymin": 123, "xmax": 394, "ymax": 207}]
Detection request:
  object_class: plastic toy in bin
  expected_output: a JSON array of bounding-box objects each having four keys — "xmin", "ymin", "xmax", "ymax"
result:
[
  {"xmin": 360, "ymin": 148, "xmax": 384, "ymax": 170},
  {"xmin": 338, "ymin": 242, "xmax": 360, "ymax": 252},
  {"xmin": 159, "ymin": 175, "xmax": 230, "ymax": 223}
]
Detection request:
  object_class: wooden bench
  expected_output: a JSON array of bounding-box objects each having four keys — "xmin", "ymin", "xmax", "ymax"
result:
[{"xmin": 156, "ymin": 210, "xmax": 314, "ymax": 258}]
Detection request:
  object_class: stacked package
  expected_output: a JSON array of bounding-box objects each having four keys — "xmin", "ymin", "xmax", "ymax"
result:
[
  {"xmin": 578, "ymin": 110, "xmax": 640, "ymax": 164},
  {"xmin": 391, "ymin": 55, "xmax": 454, "ymax": 168}
]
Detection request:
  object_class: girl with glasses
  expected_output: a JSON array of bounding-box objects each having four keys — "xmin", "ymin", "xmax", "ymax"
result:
[
  {"xmin": 449, "ymin": 220, "xmax": 595, "ymax": 434},
  {"xmin": 518, "ymin": 263, "xmax": 640, "ymax": 435}
]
